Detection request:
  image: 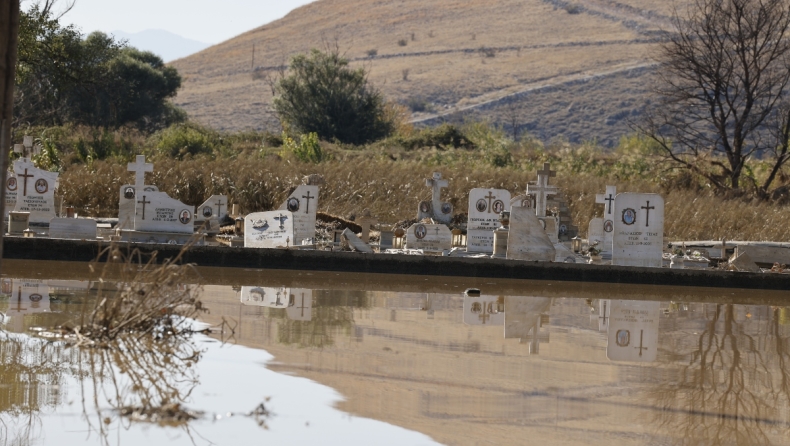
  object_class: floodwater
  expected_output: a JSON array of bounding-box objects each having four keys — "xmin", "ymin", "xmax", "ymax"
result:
[{"xmin": 2, "ymin": 260, "xmax": 790, "ymax": 445}]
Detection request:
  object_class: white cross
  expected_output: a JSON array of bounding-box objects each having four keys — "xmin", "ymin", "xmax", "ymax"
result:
[
  {"xmin": 425, "ymin": 172, "xmax": 448, "ymax": 216},
  {"xmin": 595, "ymin": 185, "xmax": 617, "ymax": 216},
  {"xmin": 526, "ymin": 182, "xmax": 558, "ymax": 218},
  {"xmin": 127, "ymin": 155, "xmax": 153, "ymax": 194}
]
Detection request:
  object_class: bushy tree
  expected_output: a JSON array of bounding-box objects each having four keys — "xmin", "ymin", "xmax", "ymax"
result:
[
  {"xmin": 14, "ymin": 7, "xmax": 184, "ymax": 131},
  {"xmin": 273, "ymin": 48, "xmax": 394, "ymax": 145}
]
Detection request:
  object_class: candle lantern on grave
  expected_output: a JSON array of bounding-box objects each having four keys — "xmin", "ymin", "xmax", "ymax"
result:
[
  {"xmin": 571, "ymin": 236, "xmax": 582, "ymax": 253},
  {"xmin": 492, "ymin": 211, "xmax": 510, "ymax": 258},
  {"xmin": 234, "ymin": 216, "xmax": 244, "ymax": 236},
  {"xmin": 393, "ymin": 227, "xmax": 405, "ymax": 249}
]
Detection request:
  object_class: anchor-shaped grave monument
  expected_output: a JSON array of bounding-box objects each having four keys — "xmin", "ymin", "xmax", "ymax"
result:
[
  {"xmin": 119, "ymin": 155, "xmax": 196, "ymax": 243},
  {"xmin": 417, "ymin": 172, "xmax": 454, "ymax": 224}
]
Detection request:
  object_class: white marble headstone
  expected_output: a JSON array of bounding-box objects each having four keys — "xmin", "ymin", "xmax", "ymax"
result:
[
  {"xmin": 506, "ymin": 207, "xmax": 555, "ymax": 261},
  {"xmin": 118, "ymin": 184, "xmax": 158, "ymax": 229},
  {"xmin": 244, "ymin": 210, "xmax": 294, "ymax": 248},
  {"xmin": 12, "ymin": 158, "xmax": 58, "ymax": 224},
  {"xmin": 134, "ymin": 191, "xmax": 195, "ymax": 234},
  {"xmin": 196, "ymin": 194, "xmax": 229, "ymax": 222},
  {"xmin": 463, "ymin": 295, "xmax": 505, "ymax": 325},
  {"xmin": 405, "ymin": 223, "xmax": 452, "ymax": 252},
  {"xmin": 606, "ymin": 300, "xmax": 659, "ymax": 362},
  {"xmin": 279, "ymin": 185, "xmax": 319, "ymax": 244},
  {"xmin": 467, "ymin": 188, "xmax": 511, "ymax": 253},
  {"xmin": 6, "ymin": 279, "xmax": 50, "ymax": 315},
  {"xmin": 588, "ymin": 217, "xmax": 605, "ymax": 246},
  {"xmin": 612, "ymin": 193, "xmax": 664, "ymax": 267},
  {"xmin": 49, "ymin": 217, "xmax": 97, "ymax": 240}
]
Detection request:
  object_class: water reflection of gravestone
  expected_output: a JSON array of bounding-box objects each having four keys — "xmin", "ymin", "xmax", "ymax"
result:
[
  {"xmin": 244, "ymin": 210, "xmax": 294, "ymax": 248},
  {"xmin": 606, "ymin": 300, "xmax": 660, "ymax": 362},
  {"xmin": 240, "ymin": 286, "xmax": 291, "ymax": 307},
  {"xmin": 417, "ymin": 172, "xmax": 453, "ymax": 224},
  {"xmin": 612, "ymin": 193, "xmax": 665, "ymax": 267},
  {"xmin": 504, "ymin": 296, "xmax": 552, "ymax": 354},
  {"xmin": 463, "ymin": 295, "xmax": 505, "ymax": 325},
  {"xmin": 12, "ymin": 158, "xmax": 58, "ymax": 224},
  {"xmin": 285, "ymin": 289, "xmax": 313, "ymax": 321},
  {"xmin": 278, "ymin": 185, "xmax": 319, "ymax": 244},
  {"xmin": 467, "ymin": 188, "xmax": 511, "ymax": 253},
  {"xmin": 597, "ymin": 299, "xmax": 611, "ymax": 332}
]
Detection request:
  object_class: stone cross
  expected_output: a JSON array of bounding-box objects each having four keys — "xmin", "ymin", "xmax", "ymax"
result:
[
  {"xmin": 128, "ymin": 155, "xmax": 153, "ymax": 194},
  {"xmin": 357, "ymin": 211, "xmax": 378, "ymax": 243},
  {"xmin": 526, "ymin": 163, "xmax": 558, "ymax": 218},
  {"xmin": 426, "ymin": 172, "xmax": 448, "ymax": 216},
  {"xmin": 595, "ymin": 185, "xmax": 617, "ymax": 216}
]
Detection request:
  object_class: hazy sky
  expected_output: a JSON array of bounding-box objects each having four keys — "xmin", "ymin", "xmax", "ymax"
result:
[{"xmin": 55, "ymin": 0, "xmax": 316, "ymax": 44}]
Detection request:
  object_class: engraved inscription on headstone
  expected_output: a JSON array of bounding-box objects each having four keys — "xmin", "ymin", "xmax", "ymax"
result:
[
  {"xmin": 12, "ymin": 159, "xmax": 58, "ymax": 224},
  {"xmin": 467, "ymin": 188, "xmax": 511, "ymax": 253},
  {"xmin": 134, "ymin": 191, "xmax": 195, "ymax": 234},
  {"xmin": 244, "ymin": 210, "xmax": 295, "ymax": 248},
  {"xmin": 612, "ymin": 193, "xmax": 665, "ymax": 267},
  {"xmin": 606, "ymin": 300, "xmax": 660, "ymax": 362}
]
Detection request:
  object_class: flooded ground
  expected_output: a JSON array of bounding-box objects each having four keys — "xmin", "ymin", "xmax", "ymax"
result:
[{"xmin": 2, "ymin": 259, "xmax": 789, "ymax": 445}]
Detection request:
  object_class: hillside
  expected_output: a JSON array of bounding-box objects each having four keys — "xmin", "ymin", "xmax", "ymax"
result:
[{"xmin": 171, "ymin": 0, "xmax": 682, "ymax": 147}]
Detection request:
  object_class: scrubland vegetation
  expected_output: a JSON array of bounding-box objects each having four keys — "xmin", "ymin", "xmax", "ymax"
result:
[{"xmin": 12, "ymin": 120, "xmax": 790, "ymax": 242}]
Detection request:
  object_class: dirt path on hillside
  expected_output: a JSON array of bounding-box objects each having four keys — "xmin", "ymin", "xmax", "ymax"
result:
[
  {"xmin": 543, "ymin": 0, "xmax": 673, "ymax": 34},
  {"xmin": 410, "ymin": 61, "xmax": 658, "ymax": 125}
]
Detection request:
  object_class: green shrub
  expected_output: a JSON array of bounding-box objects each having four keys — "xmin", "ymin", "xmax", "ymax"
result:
[
  {"xmin": 152, "ymin": 122, "xmax": 225, "ymax": 159},
  {"xmin": 282, "ymin": 132, "xmax": 324, "ymax": 163}
]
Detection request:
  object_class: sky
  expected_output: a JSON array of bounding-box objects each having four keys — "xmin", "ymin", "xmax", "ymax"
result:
[{"xmin": 52, "ymin": 0, "xmax": 317, "ymax": 44}]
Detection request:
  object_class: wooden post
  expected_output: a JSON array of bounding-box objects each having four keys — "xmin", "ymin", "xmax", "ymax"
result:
[{"xmin": 0, "ymin": 0, "xmax": 21, "ymax": 269}]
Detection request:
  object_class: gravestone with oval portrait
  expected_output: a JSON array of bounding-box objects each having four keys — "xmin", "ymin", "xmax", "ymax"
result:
[
  {"xmin": 278, "ymin": 185, "xmax": 319, "ymax": 244},
  {"xmin": 612, "ymin": 193, "xmax": 664, "ymax": 267},
  {"xmin": 244, "ymin": 210, "xmax": 295, "ymax": 248},
  {"xmin": 467, "ymin": 188, "xmax": 511, "ymax": 253},
  {"xmin": 417, "ymin": 172, "xmax": 454, "ymax": 224},
  {"xmin": 133, "ymin": 190, "xmax": 195, "ymax": 234},
  {"xmin": 195, "ymin": 194, "xmax": 229, "ymax": 224},
  {"xmin": 118, "ymin": 184, "xmax": 159, "ymax": 229},
  {"xmin": 405, "ymin": 223, "xmax": 452, "ymax": 252},
  {"xmin": 11, "ymin": 158, "xmax": 58, "ymax": 224}
]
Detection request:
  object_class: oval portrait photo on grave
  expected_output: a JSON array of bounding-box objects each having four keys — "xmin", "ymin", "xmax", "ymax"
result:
[
  {"xmin": 124, "ymin": 186, "xmax": 135, "ymax": 199},
  {"xmin": 202, "ymin": 206, "xmax": 213, "ymax": 218},
  {"xmin": 34, "ymin": 179, "xmax": 48, "ymax": 194},
  {"xmin": 6, "ymin": 177, "xmax": 16, "ymax": 191},
  {"xmin": 559, "ymin": 224, "xmax": 568, "ymax": 235},
  {"xmin": 492, "ymin": 200, "xmax": 505, "ymax": 214},
  {"xmin": 414, "ymin": 224, "xmax": 427, "ymax": 239},
  {"xmin": 604, "ymin": 220, "xmax": 614, "ymax": 233},
  {"xmin": 419, "ymin": 201, "xmax": 431, "ymax": 214},
  {"xmin": 616, "ymin": 329, "xmax": 630, "ymax": 347},
  {"xmin": 622, "ymin": 208, "xmax": 637, "ymax": 225},
  {"xmin": 441, "ymin": 203, "xmax": 452, "ymax": 215},
  {"xmin": 179, "ymin": 209, "xmax": 192, "ymax": 224},
  {"xmin": 29, "ymin": 293, "xmax": 43, "ymax": 302},
  {"xmin": 476, "ymin": 199, "xmax": 487, "ymax": 213},
  {"xmin": 287, "ymin": 197, "xmax": 300, "ymax": 212}
]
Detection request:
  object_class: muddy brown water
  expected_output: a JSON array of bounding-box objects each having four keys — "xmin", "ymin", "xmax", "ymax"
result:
[{"xmin": 1, "ymin": 259, "xmax": 789, "ymax": 445}]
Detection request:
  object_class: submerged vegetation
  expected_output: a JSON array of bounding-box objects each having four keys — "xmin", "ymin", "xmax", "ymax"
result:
[{"xmin": 9, "ymin": 119, "xmax": 790, "ymax": 242}]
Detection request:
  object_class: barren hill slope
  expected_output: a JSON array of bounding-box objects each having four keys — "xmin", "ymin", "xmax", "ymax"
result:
[{"xmin": 171, "ymin": 0, "xmax": 682, "ymax": 146}]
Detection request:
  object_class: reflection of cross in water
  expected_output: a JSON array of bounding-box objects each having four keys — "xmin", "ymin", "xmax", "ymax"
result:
[
  {"xmin": 485, "ymin": 191, "xmax": 496, "ymax": 213},
  {"xmin": 14, "ymin": 288, "xmax": 26, "ymax": 312},
  {"xmin": 274, "ymin": 290, "xmax": 285, "ymax": 306},
  {"xmin": 137, "ymin": 195, "xmax": 151, "ymax": 220},
  {"xmin": 634, "ymin": 329, "xmax": 648, "ymax": 357},
  {"xmin": 302, "ymin": 191, "xmax": 314, "ymax": 213},
  {"xmin": 274, "ymin": 213, "xmax": 288, "ymax": 229},
  {"xmin": 297, "ymin": 293, "xmax": 308, "ymax": 317},
  {"xmin": 599, "ymin": 301, "xmax": 609, "ymax": 325},
  {"xmin": 641, "ymin": 201, "xmax": 655, "ymax": 227},
  {"xmin": 215, "ymin": 198, "xmax": 225, "ymax": 217},
  {"xmin": 478, "ymin": 303, "xmax": 491, "ymax": 324},
  {"xmin": 18, "ymin": 168, "xmax": 33, "ymax": 196}
]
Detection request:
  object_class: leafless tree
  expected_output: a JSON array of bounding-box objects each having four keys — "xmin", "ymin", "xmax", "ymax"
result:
[{"xmin": 641, "ymin": 0, "xmax": 790, "ymax": 197}]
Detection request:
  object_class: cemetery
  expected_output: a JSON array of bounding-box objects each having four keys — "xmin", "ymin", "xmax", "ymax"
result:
[{"xmin": 2, "ymin": 137, "xmax": 790, "ymax": 289}]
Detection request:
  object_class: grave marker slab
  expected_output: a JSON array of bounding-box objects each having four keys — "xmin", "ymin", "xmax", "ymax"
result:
[
  {"xmin": 342, "ymin": 228, "xmax": 374, "ymax": 253},
  {"xmin": 279, "ymin": 185, "xmax": 319, "ymax": 244},
  {"xmin": 595, "ymin": 185, "xmax": 617, "ymax": 251},
  {"xmin": 506, "ymin": 207, "xmax": 555, "ymax": 261},
  {"xmin": 118, "ymin": 184, "xmax": 158, "ymax": 228},
  {"xmin": 526, "ymin": 163, "xmax": 558, "ymax": 218},
  {"xmin": 134, "ymin": 191, "xmax": 195, "ymax": 234},
  {"xmin": 417, "ymin": 172, "xmax": 453, "ymax": 224},
  {"xmin": 405, "ymin": 223, "xmax": 452, "ymax": 252},
  {"xmin": 463, "ymin": 295, "xmax": 505, "ymax": 325},
  {"xmin": 467, "ymin": 188, "xmax": 511, "ymax": 253},
  {"xmin": 49, "ymin": 218, "xmax": 97, "ymax": 240},
  {"xmin": 607, "ymin": 300, "xmax": 659, "ymax": 362},
  {"xmin": 612, "ymin": 193, "xmax": 664, "ymax": 267},
  {"xmin": 196, "ymin": 194, "xmax": 229, "ymax": 222},
  {"xmin": 12, "ymin": 159, "xmax": 58, "ymax": 224},
  {"xmin": 244, "ymin": 210, "xmax": 294, "ymax": 248},
  {"xmin": 588, "ymin": 218, "xmax": 605, "ymax": 246}
]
